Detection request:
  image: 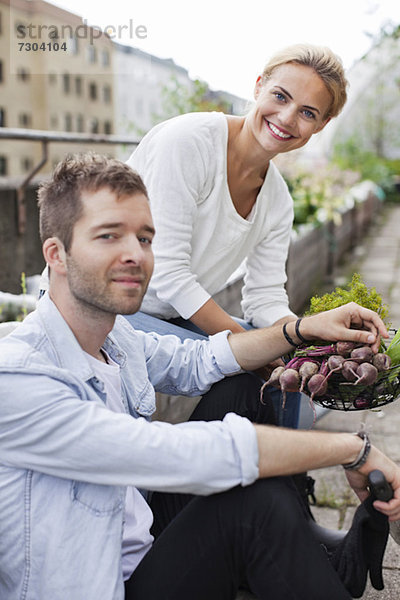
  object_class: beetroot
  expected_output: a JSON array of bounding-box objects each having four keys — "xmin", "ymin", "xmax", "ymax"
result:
[
  {"xmin": 353, "ymin": 362, "xmax": 378, "ymax": 386},
  {"xmin": 342, "ymin": 360, "xmax": 359, "ymax": 382},
  {"xmin": 269, "ymin": 335, "xmax": 387, "ymax": 411},
  {"xmin": 279, "ymin": 368, "xmax": 300, "ymax": 408},
  {"xmin": 298, "ymin": 361, "xmax": 319, "ymax": 392},
  {"xmin": 307, "ymin": 373, "xmax": 328, "ymax": 399},
  {"xmin": 372, "ymin": 353, "xmax": 391, "ymax": 372},
  {"xmin": 353, "ymin": 397, "xmax": 372, "ymax": 409},
  {"xmin": 280, "ymin": 368, "xmax": 300, "ymax": 391},
  {"xmin": 327, "ymin": 355, "xmax": 345, "ymax": 372},
  {"xmin": 350, "ymin": 346, "xmax": 374, "ymax": 363},
  {"xmin": 336, "ymin": 341, "xmax": 358, "ymax": 357},
  {"xmin": 265, "ymin": 366, "xmax": 286, "ymax": 388}
]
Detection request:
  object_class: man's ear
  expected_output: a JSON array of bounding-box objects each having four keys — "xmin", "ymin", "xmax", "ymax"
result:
[{"xmin": 42, "ymin": 237, "xmax": 67, "ymax": 275}]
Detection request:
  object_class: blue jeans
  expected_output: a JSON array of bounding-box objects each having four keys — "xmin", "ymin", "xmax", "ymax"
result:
[{"xmin": 124, "ymin": 312, "xmax": 300, "ymax": 428}]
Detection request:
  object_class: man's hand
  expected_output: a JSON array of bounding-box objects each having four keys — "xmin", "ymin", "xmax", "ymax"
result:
[
  {"xmin": 229, "ymin": 302, "xmax": 388, "ymax": 372},
  {"xmin": 300, "ymin": 302, "xmax": 388, "ymax": 354},
  {"xmin": 346, "ymin": 447, "xmax": 400, "ymax": 522}
]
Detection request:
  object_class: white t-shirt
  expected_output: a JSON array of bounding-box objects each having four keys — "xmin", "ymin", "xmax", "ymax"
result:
[
  {"xmin": 127, "ymin": 111, "xmax": 296, "ymax": 328},
  {"xmin": 84, "ymin": 351, "xmax": 154, "ymax": 580}
]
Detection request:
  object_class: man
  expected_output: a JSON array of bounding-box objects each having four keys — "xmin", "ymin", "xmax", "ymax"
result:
[{"xmin": 0, "ymin": 153, "xmax": 399, "ymax": 600}]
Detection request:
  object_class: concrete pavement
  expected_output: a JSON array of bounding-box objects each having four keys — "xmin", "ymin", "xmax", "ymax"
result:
[{"xmin": 310, "ymin": 203, "xmax": 400, "ymax": 599}]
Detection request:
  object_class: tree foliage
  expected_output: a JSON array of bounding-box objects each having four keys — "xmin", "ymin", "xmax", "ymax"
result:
[{"xmin": 153, "ymin": 76, "xmax": 230, "ymax": 125}]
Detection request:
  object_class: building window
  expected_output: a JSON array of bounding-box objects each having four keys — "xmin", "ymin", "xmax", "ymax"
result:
[
  {"xmin": 87, "ymin": 45, "xmax": 96, "ymax": 63},
  {"xmin": 69, "ymin": 36, "xmax": 78, "ymax": 54},
  {"xmin": 0, "ymin": 108, "xmax": 5, "ymax": 127},
  {"xmin": 103, "ymin": 85, "xmax": 111, "ymax": 103},
  {"xmin": 89, "ymin": 82, "xmax": 97, "ymax": 100},
  {"xmin": 17, "ymin": 67, "xmax": 30, "ymax": 81},
  {"xmin": 0, "ymin": 156, "xmax": 7, "ymax": 176},
  {"xmin": 75, "ymin": 76, "xmax": 82, "ymax": 96},
  {"xmin": 50, "ymin": 114, "xmax": 58, "ymax": 129},
  {"xmin": 19, "ymin": 113, "xmax": 32, "ymax": 127},
  {"xmin": 104, "ymin": 120, "xmax": 112, "ymax": 134},
  {"xmin": 49, "ymin": 72, "xmax": 57, "ymax": 85},
  {"xmin": 101, "ymin": 49, "xmax": 110, "ymax": 67},
  {"xmin": 64, "ymin": 113, "xmax": 72, "ymax": 132},
  {"xmin": 21, "ymin": 157, "xmax": 33, "ymax": 172},
  {"xmin": 76, "ymin": 114, "xmax": 84, "ymax": 132},
  {"xmin": 0, "ymin": 60, "xmax": 3, "ymax": 83},
  {"xmin": 63, "ymin": 73, "xmax": 70, "ymax": 94},
  {"xmin": 90, "ymin": 118, "xmax": 99, "ymax": 134}
]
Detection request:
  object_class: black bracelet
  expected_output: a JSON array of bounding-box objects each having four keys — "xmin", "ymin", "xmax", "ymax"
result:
[
  {"xmin": 282, "ymin": 322, "xmax": 298, "ymax": 347},
  {"xmin": 295, "ymin": 318, "xmax": 308, "ymax": 344},
  {"xmin": 343, "ymin": 431, "xmax": 371, "ymax": 470}
]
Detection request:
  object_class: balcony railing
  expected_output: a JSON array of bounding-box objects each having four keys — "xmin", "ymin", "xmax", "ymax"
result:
[{"xmin": 0, "ymin": 127, "xmax": 140, "ymax": 234}]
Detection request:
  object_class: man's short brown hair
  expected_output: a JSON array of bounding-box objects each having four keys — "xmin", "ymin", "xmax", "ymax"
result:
[{"xmin": 38, "ymin": 152, "xmax": 148, "ymax": 252}]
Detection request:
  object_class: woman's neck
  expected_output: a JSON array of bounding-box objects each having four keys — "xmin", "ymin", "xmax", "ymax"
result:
[
  {"xmin": 226, "ymin": 115, "xmax": 275, "ymax": 178},
  {"xmin": 226, "ymin": 116, "xmax": 273, "ymax": 217}
]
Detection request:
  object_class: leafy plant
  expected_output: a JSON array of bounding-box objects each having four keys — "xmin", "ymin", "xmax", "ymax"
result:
[
  {"xmin": 19, "ymin": 272, "xmax": 28, "ymax": 321},
  {"xmin": 0, "ymin": 272, "xmax": 31, "ymax": 323},
  {"xmin": 332, "ymin": 137, "xmax": 399, "ymax": 200},
  {"xmin": 152, "ymin": 76, "xmax": 231, "ymax": 125},
  {"xmin": 305, "ymin": 273, "xmax": 390, "ymax": 326},
  {"xmin": 280, "ymin": 162, "xmax": 360, "ymax": 228}
]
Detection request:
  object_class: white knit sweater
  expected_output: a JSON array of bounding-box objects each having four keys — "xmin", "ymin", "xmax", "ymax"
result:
[{"xmin": 127, "ymin": 111, "xmax": 296, "ymax": 328}]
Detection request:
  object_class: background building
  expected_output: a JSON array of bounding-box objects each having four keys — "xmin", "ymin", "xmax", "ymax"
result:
[
  {"xmin": 114, "ymin": 43, "xmax": 193, "ymax": 140},
  {"xmin": 0, "ymin": 0, "xmax": 249, "ymax": 176},
  {"xmin": 302, "ymin": 26, "xmax": 400, "ymax": 163},
  {"xmin": 0, "ymin": 0, "xmax": 115, "ymax": 176}
]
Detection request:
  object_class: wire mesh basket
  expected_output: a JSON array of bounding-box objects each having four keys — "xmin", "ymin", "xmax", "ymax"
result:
[
  {"xmin": 304, "ymin": 363, "xmax": 400, "ymax": 411},
  {"xmin": 299, "ymin": 328, "xmax": 400, "ymax": 411}
]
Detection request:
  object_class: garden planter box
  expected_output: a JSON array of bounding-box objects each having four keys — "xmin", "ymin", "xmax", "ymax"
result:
[{"xmin": 285, "ymin": 186, "xmax": 382, "ymax": 315}]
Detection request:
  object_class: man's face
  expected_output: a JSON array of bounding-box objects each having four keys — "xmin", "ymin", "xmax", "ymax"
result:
[{"xmin": 65, "ymin": 187, "xmax": 155, "ymax": 317}]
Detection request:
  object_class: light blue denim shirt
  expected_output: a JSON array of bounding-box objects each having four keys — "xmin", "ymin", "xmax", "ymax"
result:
[{"xmin": 0, "ymin": 294, "xmax": 259, "ymax": 600}]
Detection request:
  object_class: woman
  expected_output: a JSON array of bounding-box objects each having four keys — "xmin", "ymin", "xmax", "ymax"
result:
[{"xmin": 125, "ymin": 43, "xmax": 348, "ymax": 428}]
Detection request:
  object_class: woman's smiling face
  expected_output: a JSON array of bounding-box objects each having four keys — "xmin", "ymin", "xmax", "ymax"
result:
[{"xmin": 249, "ymin": 62, "xmax": 333, "ymax": 156}]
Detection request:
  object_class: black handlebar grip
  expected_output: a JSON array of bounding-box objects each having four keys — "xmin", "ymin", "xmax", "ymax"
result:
[{"xmin": 368, "ymin": 469, "xmax": 394, "ymax": 502}]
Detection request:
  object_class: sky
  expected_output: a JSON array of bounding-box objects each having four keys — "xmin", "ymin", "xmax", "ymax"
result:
[{"xmin": 51, "ymin": 0, "xmax": 400, "ymax": 99}]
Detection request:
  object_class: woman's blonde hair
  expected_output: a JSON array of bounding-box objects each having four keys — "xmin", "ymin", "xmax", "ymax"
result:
[{"xmin": 261, "ymin": 43, "xmax": 348, "ymax": 118}]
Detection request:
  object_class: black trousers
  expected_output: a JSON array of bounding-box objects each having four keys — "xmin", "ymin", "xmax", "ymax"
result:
[{"xmin": 125, "ymin": 374, "xmax": 351, "ymax": 600}]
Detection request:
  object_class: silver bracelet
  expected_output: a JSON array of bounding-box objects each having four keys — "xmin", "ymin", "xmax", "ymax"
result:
[{"xmin": 343, "ymin": 431, "xmax": 371, "ymax": 470}]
